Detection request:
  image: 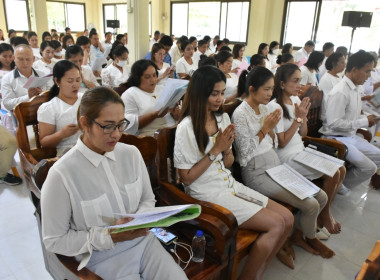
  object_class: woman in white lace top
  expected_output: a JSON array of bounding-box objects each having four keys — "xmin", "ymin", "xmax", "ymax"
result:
[{"xmin": 233, "ymin": 67, "xmax": 334, "ymax": 265}]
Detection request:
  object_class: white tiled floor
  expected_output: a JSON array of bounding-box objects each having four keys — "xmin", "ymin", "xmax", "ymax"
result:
[{"xmin": 1, "ymin": 159, "xmax": 379, "ymax": 279}]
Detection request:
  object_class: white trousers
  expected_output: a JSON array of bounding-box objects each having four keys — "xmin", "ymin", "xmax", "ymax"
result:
[
  {"xmin": 0, "ymin": 125, "xmax": 17, "ymax": 177},
  {"xmin": 327, "ymin": 135, "xmax": 380, "ymax": 188}
]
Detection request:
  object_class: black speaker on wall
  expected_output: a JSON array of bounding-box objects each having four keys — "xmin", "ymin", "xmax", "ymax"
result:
[
  {"xmin": 342, "ymin": 11, "xmax": 373, "ymax": 28},
  {"xmin": 106, "ymin": 20, "xmax": 120, "ymax": 29}
]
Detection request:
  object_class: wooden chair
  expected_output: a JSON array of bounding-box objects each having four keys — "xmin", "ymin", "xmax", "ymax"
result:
[
  {"xmin": 356, "ymin": 241, "xmax": 380, "ymax": 280},
  {"xmin": 13, "ymin": 91, "xmax": 56, "ymax": 204},
  {"xmin": 33, "ymin": 134, "xmax": 230, "ymax": 280},
  {"xmin": 155, "ymin": 126, "xmax": 258, "ymax": 280}
]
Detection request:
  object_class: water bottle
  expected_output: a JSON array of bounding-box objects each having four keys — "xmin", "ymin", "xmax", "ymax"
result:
[{"xmin": 192, "ymin": 230, "xmax": 206, "ymax": 263}]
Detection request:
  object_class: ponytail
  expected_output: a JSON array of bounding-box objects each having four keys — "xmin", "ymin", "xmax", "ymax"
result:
[{"xmin": 237, "ymin": 70, "xmax": 249, "ymax": 97}]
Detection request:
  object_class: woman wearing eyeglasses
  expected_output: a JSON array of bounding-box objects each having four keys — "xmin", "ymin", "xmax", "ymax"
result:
[
  {"xmin": 121, "ymin": 59, "xmax": 180, "ymax": 137},
  {"xmin": 38, "ymin": 60, "xmax": 82, "ymax": 156},
  {"xmin": 41, "ymin": 86, "xmax": 187, "ymax": 279}
]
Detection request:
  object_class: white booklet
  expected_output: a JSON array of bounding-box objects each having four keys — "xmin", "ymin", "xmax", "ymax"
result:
[
  {"xmin": 23, "ymin": 74, "xmax": 53, "ymax": 89},
  {"xmin": 293, "ymin": 147, "xmax": 344, "ymax": 178},
  {"xmin": 154, "ymin": 78, "xmax": 189, "ymax": 114},
  {"xmin": 91, "ymin": 56, "xmax": 107, "ymax": 71},
  {"xmin": 107, "ymin": 204, "xmax": 201, "ymax": 233},
  {"xmin": 266, "ymin": 163, "xmax": 320, "ymax": 200}
]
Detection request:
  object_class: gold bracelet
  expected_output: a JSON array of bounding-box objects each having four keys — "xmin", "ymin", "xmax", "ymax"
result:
[{"xmin": 259, "ymin": 129, "xmax": 266, "ymax": 137}]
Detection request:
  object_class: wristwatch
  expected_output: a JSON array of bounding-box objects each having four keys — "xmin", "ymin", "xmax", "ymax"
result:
[
  {"xmin": 208, "ymin": 152, "xmax": 216, "ymax": 161},
  {"xmin": 295, "ymin": 117, "xmax": 303, "ymax": 124}
]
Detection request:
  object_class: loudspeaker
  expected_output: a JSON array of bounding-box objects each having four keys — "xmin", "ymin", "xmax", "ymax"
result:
[
  {"xmin": 106, "ymin": 20, "xmax": 120, "ymax": 28},
  {"xmin": 342, "ymin": 11, "xmax": 372, "ymax": 28}
]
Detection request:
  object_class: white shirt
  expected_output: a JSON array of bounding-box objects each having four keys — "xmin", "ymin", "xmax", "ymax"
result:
[
  {"xmin": 319, "ymin": 75, "xmax": 368, "ymax": 136},
  {"xmin": 175, "ymin": 57, "xmax": 198, "ymax": 76},
  {"xmin": 0, "ymin": 69, "xmax": 11, "ymax": 104},
  {"xmin": 169, "ymin": 46, "xmax": 182, "ymax": 66},
  {"xmin": 225, "ymin": 73, "xmax": 239, "ymax": 99},
  {"xmin": 318, "ymin": 56, "xmax": 328, "ymax": 79},
  {"xmin": 157, "ymin": 62, "xmax": 170, "ymax": 86},
  {"xmin": 267, "ymin": 53, "xmax": 278, "ymax": 70},
  {"xmin": 41, "ymin": 138, "xmax": 156, "ymax": 269},
  {"xmin": 101, "ymin": 64, "xmax": 130, "ymax": 88},
  {"xmin": 232, "ymin": 57, "xmax": 249, "ymax": 75},
  {"xmin": 121, "ymin": 85, "xmax": 174, "ymax": 136},
  {"xmin": 300, "ymin": 65, "xmax": 318, "ymax": 86},
  {"xmin": 32, "ymin": 47, "xmax": 41, "ymax": 60},
  {"xmin": 101, "ymin": 41, "xmax": 112, "ymax": 50},
  {"xmin": 81, "ymin": 65, "xmax": 100, "ymax": 92},
  {"xmin": 264, "ymin": 58, "xmax": 271, "ymax": 70},
  {"xmin": 267, "ymin": 96, "xmax": 304, "ymax": 162},
  {"xmin": 33, "ymin": 59, "xmax": 55, "ymax": 76},
  {"xmin": 363, "ymin": 67, "xmax": 380, "ymax": 95},
  {"xmin": 319, "ymin": 72, "xmax": 341, "ymax": 122},
  {"xmin": 294, "ymin": 48, "xmax": 309, "ymax": 67},
  {"xmin": 232, "ymin": 101, "xmax": 277, "ymax": 167},
  {"xmin": 37, "ymin": 93, "xmax": 83, "ymax": 155},
  {"xmin": 149, "ymin": 38, "xmax": 158, "ymax": 49},
  {"xmin": 1, "ymin": 68, "xmax": 49, "ymax": 112},
  {"xmin": 209, "ymin": 42, "xmax": 217, "ymax": 53},
  {"xmin": 192, "ymin": 50, "xmax": 205, "ymax": 63}
]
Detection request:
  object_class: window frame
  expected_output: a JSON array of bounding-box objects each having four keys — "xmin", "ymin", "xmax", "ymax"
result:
[
  {"xmin": 280, "ymin": 0, "xmax": 322, "ymax": 49},
  {"xmin": 103, "ymin": 3, "xmax": 125, "ymax": 34},
  {"xmin": 3, "ymin": 0, "xmax": 31, "ymax": 32},
  {"xmin": 170, "ymin": 0, "xmax": 251, "ymax": 44},
  {"xmin": 46, "ymin": 0, "xmax": 86, "ymax": 33}
]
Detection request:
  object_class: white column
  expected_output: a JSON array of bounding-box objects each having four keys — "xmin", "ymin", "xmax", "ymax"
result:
[{"xmin": 127, "ymin": 0, "xmax": 150, "ymax": 64}]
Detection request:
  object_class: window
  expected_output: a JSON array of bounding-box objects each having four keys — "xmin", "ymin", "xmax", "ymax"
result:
[
  {"xmin": 171, "ymin": 1, "xmax": 250, "ymax": 43},
  {"xmin": 282, "ymin": 0, "xmax": 380, "ymax": 52},
  {"xmin": 103, "ymin": 4, "xmax": 128, "ymax": 33},
  {"xmin": 46, "ymin": 1, "xmax": 86, "ymax": 32},
  {"xmin": 3, "ymin": 0, "xmax": 30, "ymax": 31},
  {"xmin": 281, "ymin": 0, "xmax": 321, "ymax": 48}
]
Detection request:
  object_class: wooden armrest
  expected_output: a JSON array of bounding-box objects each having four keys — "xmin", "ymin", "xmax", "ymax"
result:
[
  {"xmin": 357, "ymin": 128, "xmax": 372, "ymax": 142},
  {"xmin": 302, "ymin": 136, "xmax": 347, "ymax": 159},
  {"xmin": 32, "ymin": 158, "xmax": 58, "ymax": 190},
  {"xmin": 56, "ymin": 255, "xmax": 103, "ymax": 280}
]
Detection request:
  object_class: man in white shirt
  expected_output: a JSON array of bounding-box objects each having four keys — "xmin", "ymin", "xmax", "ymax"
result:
[
  {"xmin": 149, "ymin": 30, "xmax": 160, "ymax": 49},
  {"xmin": 294, "ymin": 40, "xmax": 315, "ymax": 67},
  {"xmin": 169, "ymin": 35, "xmax": 187, "ymax": 66},
  {"xmin": 101, "ymin": 32, "xmax": 113, "ymax": 50},
  {"xmin": 1, "ymin": 44, "xmax": 47, "ymax": 112},
  {"xmin": 319, "ymin": 50, "xmax": 380, "ymax": 189},
  {"xmin": 318, "ymin": 42, "xmax": 334, "ymax": 79},
  {"xmin": 209, "ymin": 35, "xmax": 220, "ymax": 53},
  {"xmin": 192, "ymin": 39, "xmax": 208, "ymax": 62},
  {"xmin": 89, "ymin": 32, "xmax": 105, "ymax": 77}
]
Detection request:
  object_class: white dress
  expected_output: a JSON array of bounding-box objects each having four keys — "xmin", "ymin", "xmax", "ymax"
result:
[
  {"xmin": 225, "ymin": 73, "xmax": 239, "ymax": 99},
  {"xmin": 121, "ymin": 86, "xmax": 175, "ymax": 136},
  {"xmin": 268, "ymin": 96, "xmax": 323, "ymax": 180},
  {"xmin": 175, "ymin": 57, "xmax": 198, "ymax": 76},
  {"xmin": 319, "ymin": 72, "xmax": 341, "ymax": 122},
  {"xmin": 81, "ymin": 65, "xmax": 100, "ymax": 92},
  {"xmin": 101, "ymin": 64, "xmax": 130, "ymax": 88},
  {"xmin": 267, "ymin": 53, "xmax": 278, "ymax": 71},
  {"xmin": 174, "ymin": 113, "xmax": 268, "ymax": 225},
  {"xmin": 37, "ymin": 93, "xmax": 83, "ymax": 155}
]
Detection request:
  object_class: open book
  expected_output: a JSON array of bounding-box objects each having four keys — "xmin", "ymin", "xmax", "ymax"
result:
[
  {"xmin": 23, "ymin": 74, "xmax": 53, "ymax": 89},
  {"xmin": 293, "ymin": 147, "xmax": 344, "ymax": 178},
  {"xmin": 154, "ymin": 78, "xmax": 189, "ymax": 114},
  {"xmin": 266, "ymin": 163, "xmax": 320, "ymax": 200},
  {"xmin": 107, "ymin": 204, "xmax": 201, "ymax": 233}
]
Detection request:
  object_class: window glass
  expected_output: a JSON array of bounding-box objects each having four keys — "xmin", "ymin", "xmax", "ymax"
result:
[
  {"xmin": 188, "ymin": 2, "xmax": 221, "ymax": 38},
  {"xmin": 66, "ymin": 3, "xmax": 85, "ymax": 31},
  {"xmin": 47, "ymin": 2, "xmax": 65, "ymax": 32},
  {"xmin": 4, "ymin": 0, "xmax": 29, "ymax": 31},
  {"xmin": 283, "ymin": 1, "xmax": 318, "ymax": 47},
  {"xmin": 104, "ymin": 5, "xmax": 116, "ymax": 33},
  {"xmin": 47, "ymin": 1, "xmax": 85, "ymax": 32},
  {"xmin": 172, "ymin": 3, "xmax": 188, "ymax": 37},
  {"xmin": 225, "ymin": 2, "xmax": 249, "ymax": 42}
]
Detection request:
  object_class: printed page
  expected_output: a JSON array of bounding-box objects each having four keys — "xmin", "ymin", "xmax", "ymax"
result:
[
  {"xmin": 294, "ymin": 147, "xmax": 344, "ymax": 177},
  {"xmin": 154, "ymin": 78, "xmax": 189, "ymax": 113},
  {"xmin": 266, "ymin": 164, "xmax": 320, "ymax": 200},
  {"xmin": 91, "ymin": 56, "xmax": 107, "ymax": 71}
]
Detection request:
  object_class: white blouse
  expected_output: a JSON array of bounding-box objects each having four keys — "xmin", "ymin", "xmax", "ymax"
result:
[
  {"xmin": 101, "ymin": 64, "xmax": 130, "ymax": 88},
  {"xmin": 37, "ymin": 93, "xmax": 83, "ymax": 155},
  {"xmin": 81, "ymin": 65, "xmax": 100, "ymax": 92},
  {"xmin": 41, "ymin": 138, "xmax": 156, "ymax": 269},
  {"xmin": 267, "ymin": 96, "xmax": 304, "ymax": 162},
  {"xmin": 121, "ymin": 85, "xmax": 175, "ymax": 136},
  {"xmin": 232, "ymin": 57, "xmax": 249, "ymax": 71},
  {"xmin": 232, "ymin": 101, "xmax": 277, "ymax": 167},
  {"xmin": 300, "ymin": 65, "xmax": 318, "ymax": 86},
  {"xmin": 157, "ymin": 62, "xmax": 170, "ymax": 86},
  {"xmin": 32, "ymin": 47, "xmax": 41, "ymax": 60},
  {"xmin": 33, "ymin": 59, "xmax": 55, "ymax": 76},
  {"xmin": 176, "ymin": 57, "xmax": 198, "ymax": 76},
  {"xmin": 225, "ymin": 73, "xmax": 239, "ymax": 99},
  {"xmin": 267, "ymin": 53, "xmax": 278, "ymax": 70},
  {"xmin": 319, "ymin": 72, "xmax": 341, "ymax": 122}
]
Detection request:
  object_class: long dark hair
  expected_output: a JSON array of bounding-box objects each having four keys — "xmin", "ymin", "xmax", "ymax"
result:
[
  {"xmin": 272, "ymin": 63, "xmax": 300, "ymax": 120},
  {"xmin": 282, "ymin": 43, "xmax": 292, "ymax": 54},
  {"xmin": 49, "ymin": 60, "xmax": 80, "ymax": 100},
  {"xmin": 232, "ymin": 44, "xmax": 245, "ymax": 59},
  {"xmin": 238, "ymin": 67, "xmax": 273, "ymax": 98},
  {"xmin": 258, "ymin": 43, "xmax": 269, "ymax": 60},
  {"xmin": 180, "ymin": 66, "xmax": 226, "ymax": 154},
  {"xmin": 122, "ymin": 59, "xmax": 158, "ymax": 90},
  {"xmin": 269, "ymin": 41, "xmax": 279, "ymax": 55},
  {"xmin": 304, "ymin": 51, "xmax": 324, "ymax": 72},
  {"xmin": 0, "ymin": 43, "xmax": 15, "ymax": 70}
]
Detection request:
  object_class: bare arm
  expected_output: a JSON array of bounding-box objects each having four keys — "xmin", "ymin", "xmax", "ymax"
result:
[{"xmin": 39, "ymin": 122, "xmax": 79, "ymax": 148}]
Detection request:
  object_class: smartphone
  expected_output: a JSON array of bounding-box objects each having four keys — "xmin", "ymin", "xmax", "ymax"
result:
[{"xmin": 150, "ymin": 227, "xmax": 178, "ymax": 245}]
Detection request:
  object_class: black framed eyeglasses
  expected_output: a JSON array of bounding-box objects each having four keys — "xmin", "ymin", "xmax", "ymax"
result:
[{"xmin": 91, "ymin": 118, "xmax": 130, "ymax": 134}]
